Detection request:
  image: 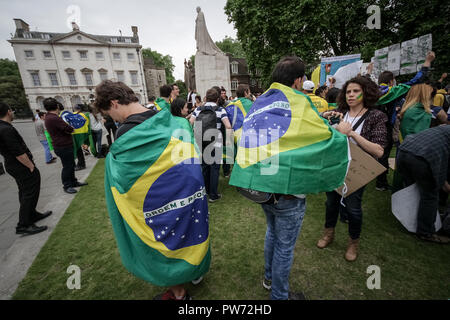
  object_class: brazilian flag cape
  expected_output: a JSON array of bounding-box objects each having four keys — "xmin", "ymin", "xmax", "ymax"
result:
[
  {"xmin": 155, "ymin": 98, "xmax": 170, "ymax": 111},
  {"xmin": 60, "ymin": 111, "xmax": 92, "ymax": 157},
  {"xmin": 400, "ymin": 103, "xmax": 432, "ymax": 142},
  {"xmin": 104, "ymin": 108, "xmax": 210, "ymax": 286},
  {"xmin": 377, "ymin": 84, "xmax": 410, "ymax": 106},
  {"xmin": 229, "ymin": 82, "xmax": 349, "ymax": 195}
]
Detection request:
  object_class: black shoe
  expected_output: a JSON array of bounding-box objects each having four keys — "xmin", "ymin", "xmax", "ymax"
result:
[
  {"xmin": 74, "ymin": 181, "xmax": 88, "ymax": 187},
  {"xmin": 16, "ymin": 224, "xmax": 48, "ymax": 236},
  {"xmin": 288, "ymin": 291, "xmax": 307, "ymax": 300},
  {"xmin": 46, "ymin": 158, "xmax": 57, "ymax": 164},
  {"xmin": 74, "ymin": 165, "xmax": 86, "ymax": 171},
  {"xmin": 96, "ymin": 155, "xmax": 105, "ymax": 159},
  {"xmin": 64, "ymin": 187, "xmax": 78, "ymax": 194},
  {"xmin": 33, "ymin": 211, "xmax": 52, "ymax": 223},
  {"xmin": 262, "ymin": 278, "xmax": 272, "ymax": 291},
  {"xmin": 417, "ymin": 233, "xmax": 450, "ymax": 244}
]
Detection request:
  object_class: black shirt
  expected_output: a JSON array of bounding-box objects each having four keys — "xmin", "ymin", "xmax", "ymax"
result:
[
  {"xmin": 115, "ymin": 110, "xmax": 157, "ymax": 139},
  {"xmin": 0, "ymin": 120, "xmax": 33, "ymax": 168},
  {"xmin": 399, "ymin": 125, "xmax": 450, "ymax": 187}
]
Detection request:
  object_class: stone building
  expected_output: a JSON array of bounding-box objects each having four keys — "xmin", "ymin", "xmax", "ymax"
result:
[
  {"xmin": 143, "ymin": 58, "xmax": 166, "ymax": 100},
  {"xmin": 8, "ymin": 19, "xmax": 147, "ymax": 112},
  {"xmin": 228, "ymin": 56, "xmax": 264, "ymax": 97}
]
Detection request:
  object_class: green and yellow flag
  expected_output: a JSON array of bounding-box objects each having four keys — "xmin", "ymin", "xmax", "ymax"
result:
[
  {"xmin": 104, "ymin": 108, "xmax": 210, "ymax": 286},
  {"xmin": 155, "ymin": 98, "xmax": 170, "ymax": 111},
  {"xmin": 229, "ymin": 82, "xmax": 349, "ymax": 195}
]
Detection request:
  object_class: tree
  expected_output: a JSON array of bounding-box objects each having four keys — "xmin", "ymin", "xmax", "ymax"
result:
[
  {"xmin": 142, "ymin": 48, "xmax": 176, "ymax": 84},
  {"xmin": 215, "ymin": 36, "xmax": 245, "ymax": 58},
  {"xmin": 225, "ymin": 0, "xmax": 450, "ymax": 86},
  {"xmin": 0, "ymin": 59, "xmax": 31, "ymax": 118}
]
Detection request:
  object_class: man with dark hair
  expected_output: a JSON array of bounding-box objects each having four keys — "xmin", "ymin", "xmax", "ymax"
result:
[
  {"xmin": 95, "ymin": 80, "xmax": 209, "ymax": 300},
  {"xmin": 44, "ymin": 98, "xmax": 87, "ymax": 194},
  {"xmin": 155, "ymin": 85, "xmax": 172, "ymax": 111},
  {"xmin": 230, "ymin": 56, "xmax": 350, "ymax": 300},
  {"xmin": 190, "ymin": 88, "xmax": 232, "ymax": 202},
  {"xmin": 0, "ymin": 102, "xmax": 51, "ymax": 235},
  {"xmin": 170, "ymin": 83, "xmax": 180, "ymax": 103},
  {"xmin": 374, "ymin": 51, "xmax": 436, "ymax": 191}
]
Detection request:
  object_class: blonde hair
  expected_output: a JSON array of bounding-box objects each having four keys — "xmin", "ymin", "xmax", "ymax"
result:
[{"xmin": 399, "ymin": 84, "xmax": 432, "ymax": 118}]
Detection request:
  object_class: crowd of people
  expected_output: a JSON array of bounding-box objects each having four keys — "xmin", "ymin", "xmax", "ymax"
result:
[{"xmin": 0, "ymin": 49, "xmax": 449, "ymax": 300}]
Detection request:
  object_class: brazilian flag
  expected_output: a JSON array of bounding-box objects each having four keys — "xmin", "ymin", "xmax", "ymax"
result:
[
  {"xmin": 229, "ymin": 82, "xmax": 349, "ymax": 195},
  {"xmin": 225, "ymin": 97, "xmax": 253, "ymax": 143},
  {"xmin": 377, "ymin": 84, "xmax": 410, "ymax": 106},
  {"xmin": 155, "ymin": 98, "xmax": 170, "ymax": 111},
  {"xmin": 104, "ymin": 108, "xmax": 210, "ymax": 286},
  {"xmin": 60, "ymin": 110, "xmax": 92, "ymax": 157}
]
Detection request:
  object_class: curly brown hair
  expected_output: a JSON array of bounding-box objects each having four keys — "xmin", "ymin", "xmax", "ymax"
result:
[
  {"xmin": 94, "ymin": 80, "xmax": 139, "ymax": 111},
  {"xmin": 337, "ymin": 76, "xmax": 381, "ymax": 111}
]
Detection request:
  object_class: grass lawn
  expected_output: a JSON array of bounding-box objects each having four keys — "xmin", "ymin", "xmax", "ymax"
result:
[{"xmin": 13, "ymin": 160, "xmax": 450, "ymax": 300}]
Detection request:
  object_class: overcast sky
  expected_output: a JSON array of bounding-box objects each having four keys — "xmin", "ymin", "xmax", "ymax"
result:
[{"xmin": 0, "ymin": 0, "xmax": 236, "ymax": 80}]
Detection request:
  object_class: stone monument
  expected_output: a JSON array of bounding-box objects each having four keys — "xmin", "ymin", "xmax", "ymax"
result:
[
  {"xmin": 184, "ymin": 59, "xmax": 196, "ymax": 91},
  {"xmin": 194, "ymin": 7, "xmax": 231, "ymax": 97}
]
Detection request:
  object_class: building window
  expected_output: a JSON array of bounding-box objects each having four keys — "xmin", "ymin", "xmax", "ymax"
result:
[
  {"xmin": 43, "ymin": 51, "xmax": 52, "ymax": 58},
  {"xmin": 130, "ymin": 71, "xmax": 138, "ymax": 85},
  {"xmin": 48, "ymin": 72, "xmax": 59, "ymax": 86},
  {"xmin": 158, "ymin": 74, "xmax": 162, "ymax": 82},
  {"xmin": 84, "ymin": 72, "xmax": 94, "ymax": 86},
  {"xmin": 79, "ymin": 50, "xmax": 88, "ymax": 60},
  {"xmin": 30, "ymin": 71, "xmax": 41, "ymax": 86},
  {"xmin": 113, "ymin": 52, "xmax": 121, "ymax": 60},
  {"xmin": 96, "ymin": 52, "xmax": 104, "ymax": 60},
  {"xmin": 24, "ymin": 50, "xmax": 34, "ymax": 58},
  {"xmin": 67, "ymin": 71, "xmax": 77, "ymax": 85},
  {"xmin": 231, "ymin": 80, "xmax": 238, "ymax": 90},
  {"xmin": 62, "ymin": 51, "xmax": 71, "ymax": 59},
  {"xmin": 111, "ymin": 37, "xmax": 118, "ymax": 43},
  {"xmin": 41, "ymin": 34, "xmax": 51, "ymax": 40},
  {"xmin": 99, "ymin": 71, "xmax": 108, "ymax": 81},
  {"xmin": 231, "ymin": 62, "xmax": 239, "ymax": 75},
  {"xmin": 127, "ymin": 53, "xmax": 135, "ymax": 61},
  {"xmin": 116, "ymin": 71, "xmax": 125, "ymax": 82}
]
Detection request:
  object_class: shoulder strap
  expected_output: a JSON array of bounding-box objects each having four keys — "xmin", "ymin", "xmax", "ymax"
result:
[{"xmin": 352, "ymin": 109, "xmax": 372, "ymax": 131}]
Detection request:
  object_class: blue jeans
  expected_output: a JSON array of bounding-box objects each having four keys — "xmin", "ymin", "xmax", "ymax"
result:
[
  {"xmin": 262, "ymin": 197, "xmax": 306, "ymax": 300},
  {"xmin": 40, "ymin": 140, "xmax": 52, "ymax": 163}
]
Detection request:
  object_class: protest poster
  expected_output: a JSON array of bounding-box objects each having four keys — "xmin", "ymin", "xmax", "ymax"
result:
[
  {"xmin": 387, "ymin": 43, "xmax": 401, "ymax": 76},
  {"xmin": 400, "ymin": 38, "xmax": 418, "ymax": 75},
  {"xmin": 319, "ymin": 54, "xmax": 361, "ymax": 86},
  {"xmin": 336, "ymin": 143, "xmax": 386, "ymax": 197},
  {"xmin": 333, "ymin": 60, "xmax": 363, "ymax": 89},
  {"xmin": 373, "ymin": 47, "xmax": 388, "ymax": 78},
  {"xmin": 416, "ymin": 34, "xmax": 432, "ymax": 72}
]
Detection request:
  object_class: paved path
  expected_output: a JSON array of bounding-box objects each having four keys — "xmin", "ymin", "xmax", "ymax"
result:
[{"xmin": 0, "ymin": 120, "xmax": 100, "ymax": 300}]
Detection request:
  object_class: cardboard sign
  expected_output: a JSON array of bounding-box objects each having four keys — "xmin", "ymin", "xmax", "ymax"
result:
[{"xmin": 336, "ymin": 143, "xmax": 387, "ymax": 197}]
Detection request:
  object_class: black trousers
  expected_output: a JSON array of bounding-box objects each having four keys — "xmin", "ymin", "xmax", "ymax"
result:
[
  {"xmin": 376, "ymin": 124, "xmax": 393, "ymax": 187},
  {"xmin": 76, "ymin": 146, "xmax": 86, "ymax": 167},
  {"xmin": 396, "ymin": 150, "xmax": 439, "ymax": 236},
  {"xmin": 54, "ymin": 146, "xmax": 78, "ymax": 189},
  {"xmin": 325, "ymin": 187, "xmax": 366, "ymax": 240},
  {"xmin": 6, "ymin": 164, "xmax": 41, "ymax": 227}
]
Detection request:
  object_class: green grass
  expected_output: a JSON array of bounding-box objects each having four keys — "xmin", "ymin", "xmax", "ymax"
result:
[{"xmin": 13, "ymin": 160, "xmax": 450, "ymax": 300}]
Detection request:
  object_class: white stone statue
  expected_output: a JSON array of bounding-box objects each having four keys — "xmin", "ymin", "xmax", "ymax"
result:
[{"xmin": 195, "ymin": 7, "xmax": 223, "ymax": 56}]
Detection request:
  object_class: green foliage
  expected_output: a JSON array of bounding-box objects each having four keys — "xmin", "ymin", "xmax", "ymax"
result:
[
  {"xmin": 215, "ymin": 36, "xmax": 246, "ymax": 58},
  {"xmin": 0, "ymin": 59, "xmax": 31, "ymax": 117},
  {"xmin": 225, "ymin": 0, "xmax": 450, "ymax": 86},
  {"xmin": 142, "ymin": 48, "xmax": 176, "ymax": 84},
  {"xmin": 174, "ymin": 79, "xmax": 187, "ymax": 101}
]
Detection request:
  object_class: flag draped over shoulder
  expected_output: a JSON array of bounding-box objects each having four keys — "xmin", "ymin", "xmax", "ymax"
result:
[
  {"xmin": 377, "ymin": 84, "xmax": 410, "ymax": 106},
  {"xmin": 155, "ymin": 98, "xmax": 170, "ymax": 111},
  {"xmin": 104, "ymin": 108, "xmax": 210, "ymax": 286},
  {"xmin": 60, "ymin": 110, "xmax": 90, "ymax": 155},
  {"xmin": 229, "ymin": 82, "xmax": 350, "ymax": 195},
  {"xmin": 225, "ymin": 97, "xmax": 253, "ymax": 143}
]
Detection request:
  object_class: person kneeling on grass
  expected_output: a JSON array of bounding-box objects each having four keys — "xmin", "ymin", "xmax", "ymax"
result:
[{"xmin": 95, "ymin": 80, "xmax": 210, "ymax": 300}]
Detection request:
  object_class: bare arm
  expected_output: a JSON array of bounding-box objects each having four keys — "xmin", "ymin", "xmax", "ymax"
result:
[{"xmin": 348, "ymin": 131, "xmax": 384, "ymax": 158}]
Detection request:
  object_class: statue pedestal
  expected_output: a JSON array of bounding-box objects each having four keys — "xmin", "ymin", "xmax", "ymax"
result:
[{"xmin": 195, "ymin": 52, "xmax": 231, "ymax": 98}]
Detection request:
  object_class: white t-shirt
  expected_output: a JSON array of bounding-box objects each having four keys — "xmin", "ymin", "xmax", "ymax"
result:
[{"xmin": 343, "ymin": 113, "xmax": 365, "ymax": 145}]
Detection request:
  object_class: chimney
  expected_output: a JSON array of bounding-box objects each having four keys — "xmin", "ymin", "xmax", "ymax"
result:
[
  {"xmin": 14, "ymin": 19, "xmax": 30, "ymax": 32},
  {"xmin": 132, "ymin": 26, "xmax": 138, "ymax": 38}
]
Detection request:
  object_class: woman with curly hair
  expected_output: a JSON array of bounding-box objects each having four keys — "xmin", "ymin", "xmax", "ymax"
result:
[{"xmin": 318, "ymin": 76, "xmax": 388, "ymax": 261}]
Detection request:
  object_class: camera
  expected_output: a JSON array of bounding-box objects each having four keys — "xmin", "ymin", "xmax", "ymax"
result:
[{"xmin": 329, "ymin": 116, "xmax": 341, "ymax": 125}]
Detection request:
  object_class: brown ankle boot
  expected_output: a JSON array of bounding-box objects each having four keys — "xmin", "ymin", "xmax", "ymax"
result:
[
  {"xmin": 317, "ymin": 228, "xmax": 335, "ymax": 249},
  {"xmin": 345, "ymin": 238, "xmax": 359, "ymax": 262}
]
